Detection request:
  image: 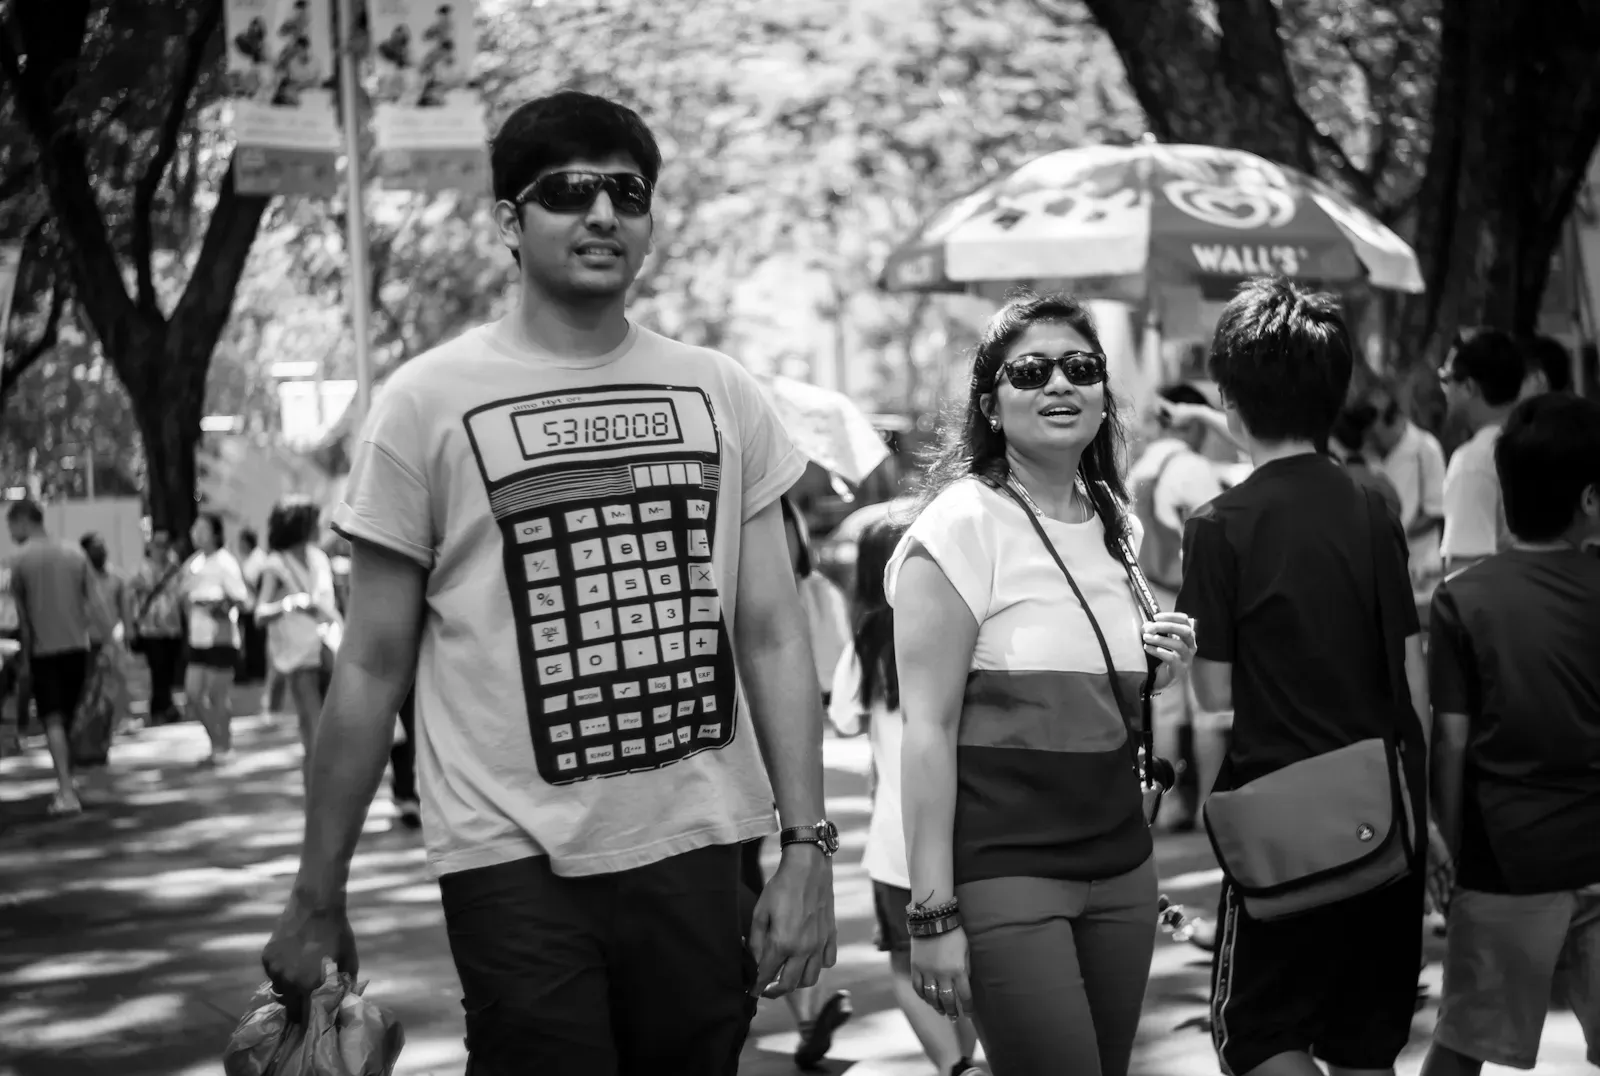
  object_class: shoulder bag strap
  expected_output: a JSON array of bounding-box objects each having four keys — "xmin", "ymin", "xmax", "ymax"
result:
[
  {"xmin": 134, "ymin": 562, "xmax": 182, "ymax": 624},
  {"xmin": 993, "ymin": 480, "xmax": 1155, "ymax": 780}
]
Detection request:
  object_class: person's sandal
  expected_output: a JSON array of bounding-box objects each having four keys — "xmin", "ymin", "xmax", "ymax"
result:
[
  {"xmin": 793, "ymin": 990, "xmax": 853, "ymax": 1070},
  {"xmin": 48, "ymin": 795, "xmax": 83, "ymax": 817}
]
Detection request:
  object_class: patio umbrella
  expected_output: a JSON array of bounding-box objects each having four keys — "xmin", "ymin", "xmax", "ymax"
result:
[
  {"xmin": 879, "ymin": 143, "xmax": 1424, "ymax": 297},
  {"xmin": 758, "ymin": 375, "xmax": 891, "ymax": 486}
]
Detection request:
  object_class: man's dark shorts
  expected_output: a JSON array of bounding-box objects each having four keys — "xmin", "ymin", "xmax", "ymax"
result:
[
  {"xmin": 439, "ymin": 842, "xmax": 757, "ymax": 1076},
  {"xmin": 1211, "ymin": 869, "xmax": 1424, "ymax": 1075},
  {"xmin": 29, "ymin": 649, "xmax": 89, "ymax": 724}
]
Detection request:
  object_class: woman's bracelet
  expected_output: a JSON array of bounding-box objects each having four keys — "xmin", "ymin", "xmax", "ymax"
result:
[
  {"xmin": 906, "ymin": 896, "xmax": 959, "ymax": 923},
  {"xmin": 907, "ymin": 913, "xmax": 963, "ymax": 938}
]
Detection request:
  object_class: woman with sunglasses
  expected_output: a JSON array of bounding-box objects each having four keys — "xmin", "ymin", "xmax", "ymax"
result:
[{"xmin": 887, "ymin": 293, "xmax": 1196, "ymax": 1074}]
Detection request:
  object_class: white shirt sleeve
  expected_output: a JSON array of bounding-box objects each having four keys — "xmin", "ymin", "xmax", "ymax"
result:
[
  {"xmin": 1418, "ymin": 431, "xmax": 1447, "ymax": 519},
  {"xmin": 884, "ymin": 481, "xmax": 994, "ymax": 625}
]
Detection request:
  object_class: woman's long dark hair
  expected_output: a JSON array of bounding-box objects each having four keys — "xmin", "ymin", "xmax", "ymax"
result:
[
  {"xmin": 853, "ymin": 518, "xmax": 907, "ymax": 711},
  {"xmin": 917, "ymin": 291, "xmax": 1132, "ymax": 561}
]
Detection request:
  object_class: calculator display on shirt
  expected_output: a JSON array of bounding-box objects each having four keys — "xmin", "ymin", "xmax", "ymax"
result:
[{"xmin": 464, "ymin": 385, "xmax": 737, "ymax": 786}]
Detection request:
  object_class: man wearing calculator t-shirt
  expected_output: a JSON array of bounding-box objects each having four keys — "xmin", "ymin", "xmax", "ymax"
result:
[{"xmin": 263, "ymin": 92, "xmax": 838, "ymax": 1075}]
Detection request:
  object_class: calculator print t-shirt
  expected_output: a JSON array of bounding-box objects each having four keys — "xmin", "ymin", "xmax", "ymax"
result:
[{"xmin": 333, "ymin": 320, "xmax": 806, "ymax": 878}]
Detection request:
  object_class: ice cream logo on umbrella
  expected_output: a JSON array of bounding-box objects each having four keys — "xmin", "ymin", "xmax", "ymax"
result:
[{"xmin": 1165, "ymin": 180, "xmax": 1297, "ymax": 230}]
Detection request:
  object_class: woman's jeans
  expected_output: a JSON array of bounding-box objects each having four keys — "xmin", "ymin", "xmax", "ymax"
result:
[{"xmin": 957, "ymin": 856, "xmax": 1158, "ymax": 1076}]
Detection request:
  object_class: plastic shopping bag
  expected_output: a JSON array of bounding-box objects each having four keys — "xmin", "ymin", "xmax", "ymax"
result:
[{"xmin": 223, "ymin": 959, "xmax": 405, "ymax": 1076}]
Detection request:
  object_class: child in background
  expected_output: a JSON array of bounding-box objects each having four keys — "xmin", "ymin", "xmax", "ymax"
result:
[
  {"xmin": 1422, "ymin": 393, "xmax": 1600, "ymax": 1076},
  {"xmin": 829, "ymin": 518, "xmax": 983, "ymax": 1076}
]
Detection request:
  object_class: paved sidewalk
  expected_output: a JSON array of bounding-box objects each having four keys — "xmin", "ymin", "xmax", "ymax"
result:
[{"xmin": 0, "ymin": 716, "xmax": 1590, "ymax": 1075}]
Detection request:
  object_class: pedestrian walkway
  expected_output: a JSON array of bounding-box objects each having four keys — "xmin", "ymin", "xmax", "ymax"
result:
[{"xmin": 0, "ymin": 720, "xmax": 1589, "ymax": 1075}]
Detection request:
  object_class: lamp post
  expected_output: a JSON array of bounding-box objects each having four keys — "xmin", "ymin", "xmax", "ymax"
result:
[{"xmin": 337, "ymin": 0, "xmax": 373, "ymax": 432}]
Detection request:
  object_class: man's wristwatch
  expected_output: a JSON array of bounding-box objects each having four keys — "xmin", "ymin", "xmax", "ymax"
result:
[{"xmin": 779, "ymin": 819, "xmax": 840, "ymax": 858}]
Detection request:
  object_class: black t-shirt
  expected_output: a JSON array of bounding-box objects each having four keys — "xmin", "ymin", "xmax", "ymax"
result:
[
  {"xmin": 1176, "ymin": 454, "xmax": 1421, "ymax": 790},
  {"xmin": 1429, "ymin": 549, "xmax": 1600, "ymax": 893}
]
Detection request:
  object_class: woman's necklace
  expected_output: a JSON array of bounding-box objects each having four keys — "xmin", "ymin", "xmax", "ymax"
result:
[{"xmin": 1009, "ymin": 475, "xmax": 1089, "ymax": 523}]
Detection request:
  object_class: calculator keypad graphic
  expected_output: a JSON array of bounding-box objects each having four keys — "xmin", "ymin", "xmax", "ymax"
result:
[{"xmin": 464, "ymin": 385, "xmax": 737, "ymax": 786}]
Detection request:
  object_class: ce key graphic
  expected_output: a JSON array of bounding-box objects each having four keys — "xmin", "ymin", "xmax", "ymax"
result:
[{"xmin": 464, "ymin": 385, "xmax": 737, "ymax": 786}]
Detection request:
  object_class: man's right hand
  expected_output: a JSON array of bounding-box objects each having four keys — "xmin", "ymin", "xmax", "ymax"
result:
[{"xmin": 261, "ymin": 890, "xmax": 358, "ymax": 1017}]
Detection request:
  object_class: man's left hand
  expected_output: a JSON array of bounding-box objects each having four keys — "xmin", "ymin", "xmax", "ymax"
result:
[{"xmin": 747, "ymin": 843, "xmax": 836, "ymax": 998}]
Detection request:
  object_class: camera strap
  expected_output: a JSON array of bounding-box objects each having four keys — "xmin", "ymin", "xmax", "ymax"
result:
[{"xmin": 994, "ymin": 478, "xmax": 1163, "ymax": 787}]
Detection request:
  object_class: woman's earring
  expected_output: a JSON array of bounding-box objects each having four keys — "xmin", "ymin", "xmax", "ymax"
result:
[{"xmin": 989, "ymin": 418, "xmax": 1001, "ymax": 432}]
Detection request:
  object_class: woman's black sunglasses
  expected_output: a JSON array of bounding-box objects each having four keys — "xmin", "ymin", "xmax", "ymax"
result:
[
  {"xmin": 514, "ymin": 171, "xmax": 653, "ymax": 217},
  {"xmin": 1000, "ymin": 352, "xmax": 1108, "ymax": 390}
]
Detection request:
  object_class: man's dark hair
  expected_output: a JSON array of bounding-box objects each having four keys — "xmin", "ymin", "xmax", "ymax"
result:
[
  {"xmin": 490, "ymin": 91, "xmax": 662, "ymax": 204},
  {"xmin": 1331, "ymin": 401, "xmax": 1379, "ymax": 455},
  {"xmin": 1496, "ymin": 393, "xmax": 1600, "ymax": 541},
  {"xmin": 1523, "ymin": 334, "xmax": 1574, "ymax": 395},
  {"xmin": 1449, "ymin": 329, "xmax": 1523, "ymax": 407},
  {"xmin": 267, "ymin": 497, "xmax": 321, "ymax": 552},
  {"xmin": 1157, "ymin": 382, "xmax": 1212, "ymax": 409},
  {"xmin": 1366, "ymin": 375, "xmax": 1402, "ymax": 423},
  {"xmin": 6, "ymin": 498, "xmax": 43, "ymax": 525},
  {"xmin": 1207, "ymin": 278, "xmax": 1353, "ymax": 445},
  {"xmin": 239, "ymin": 527, "xmax": 259, "ymax": 551},
  {"xmin": 197, "ymin": 511, "xmax": 226, "ymax": 547}
]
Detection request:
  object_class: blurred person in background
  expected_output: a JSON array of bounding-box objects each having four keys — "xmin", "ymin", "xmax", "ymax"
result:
[
  {"xmin": 1519, "ymin": 334, "xmax": 1575, "ymax": 399},
  {"xmin": 740, "ymin": 493, "xmax": 854, "ymax": 1070},
  {"xmin": 255, "ymin": 498, "xmax": 340, "ymax": 787},
  {"xmin": 75, "ymin": 532, "xmax": 130, "ymax": 763},
  {"xmin": 1422, "ymin": 392, "xmax": 1600, "ymax": 1076},
  {"xmin": 1439, "ymin": 331, "xmax": 1522, "ymax": 576},
  {"xmin": 389, "ymin": 687, "xmax": 421, "ymax": 830},
  {"xmin": 130, "ymin": 528, "xmax": 185, "ymax": 726},
  {"xmin": 1363, "ymin": 377, "xmax": 1447, "ymax": 590},
  {"xmin": 829, "ymin": 518, "xmax": 983, "ymax": 1076},
  {"xmin": 1330, "ymin": 401, "xmax": 1404, "ymax": 522},
  {"xmin": 9, "ymin": 499, "xmax": 99, "ymax": 814},
  {"xmin": 1129, "ymin": 383, "xmax": 1224, "ymax": 832},
  {"xmin": 783, "ymin": 496, "xmax": 852, "ymax": 706},
  {"xmin": 237, "ymin": 527, "xmax": 270, "ymax": 688},
  {"xmin": 182, "ymin": 512, "xmax": 250, "ymax": 766}
]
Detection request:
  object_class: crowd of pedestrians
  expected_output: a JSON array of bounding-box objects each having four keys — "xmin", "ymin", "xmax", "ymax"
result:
[
  {"xmin": 246, "ymin": 90, "xmax": 1600, "ymax": 1076},
  {"xmin": 2, "ymin": 86, "xmax": 1595, "ymax": 1076}
]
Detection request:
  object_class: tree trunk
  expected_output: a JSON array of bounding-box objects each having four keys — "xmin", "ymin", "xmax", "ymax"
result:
[
  {"xmin": 140, "ymin": 399, "xmax": 203, "ymax": 542},
  {"xmin": 122, "ymin": 329, "xmax": 210, "ymax": 540},
  {"xmin": 1394, "ymin": 0, "xmax": 1600, "ymax": 416}
]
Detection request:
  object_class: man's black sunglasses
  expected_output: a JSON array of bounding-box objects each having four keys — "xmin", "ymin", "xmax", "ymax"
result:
[
  {"xmin": 1000, "ymin": 351, "xmax": 1108, "ymax": 390},
  {"xmin": 514, "ymin": 171, "xmax": 653, "ymax": 217}
]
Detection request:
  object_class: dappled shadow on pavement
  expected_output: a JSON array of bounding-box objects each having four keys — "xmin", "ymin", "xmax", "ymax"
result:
[
  {"xmin": 1, "ymin": 725, "xmax": 1589, "ymax": 1076},
  {"xmin": 0, "ymin": 715, "xmax": 457, "ymax": 1076}
]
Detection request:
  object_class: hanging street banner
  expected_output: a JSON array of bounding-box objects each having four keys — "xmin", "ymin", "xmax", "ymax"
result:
[
  {"xmin": 367, "ymin": 0, "xmax": 490, "ymax": 192},
  {"xmin": 224, "ymin": 0, "xmax": 341, "ymax": 197},
  {"xmin": 0, "ymin": 243, "xmax": 22, "ymax": 354}
]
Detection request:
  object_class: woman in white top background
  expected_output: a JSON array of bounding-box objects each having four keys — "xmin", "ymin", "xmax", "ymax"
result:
[
  {"xmin": 182, "ymin": 512, "xmax": 251, "ymax": 766},
  {"xmin": 254, "ymin": 497, "xmax": 340, "ymax": 787},
  {"xmin": 829, "ymin": 517, "xmax": 982, "ymax": 1076}
]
